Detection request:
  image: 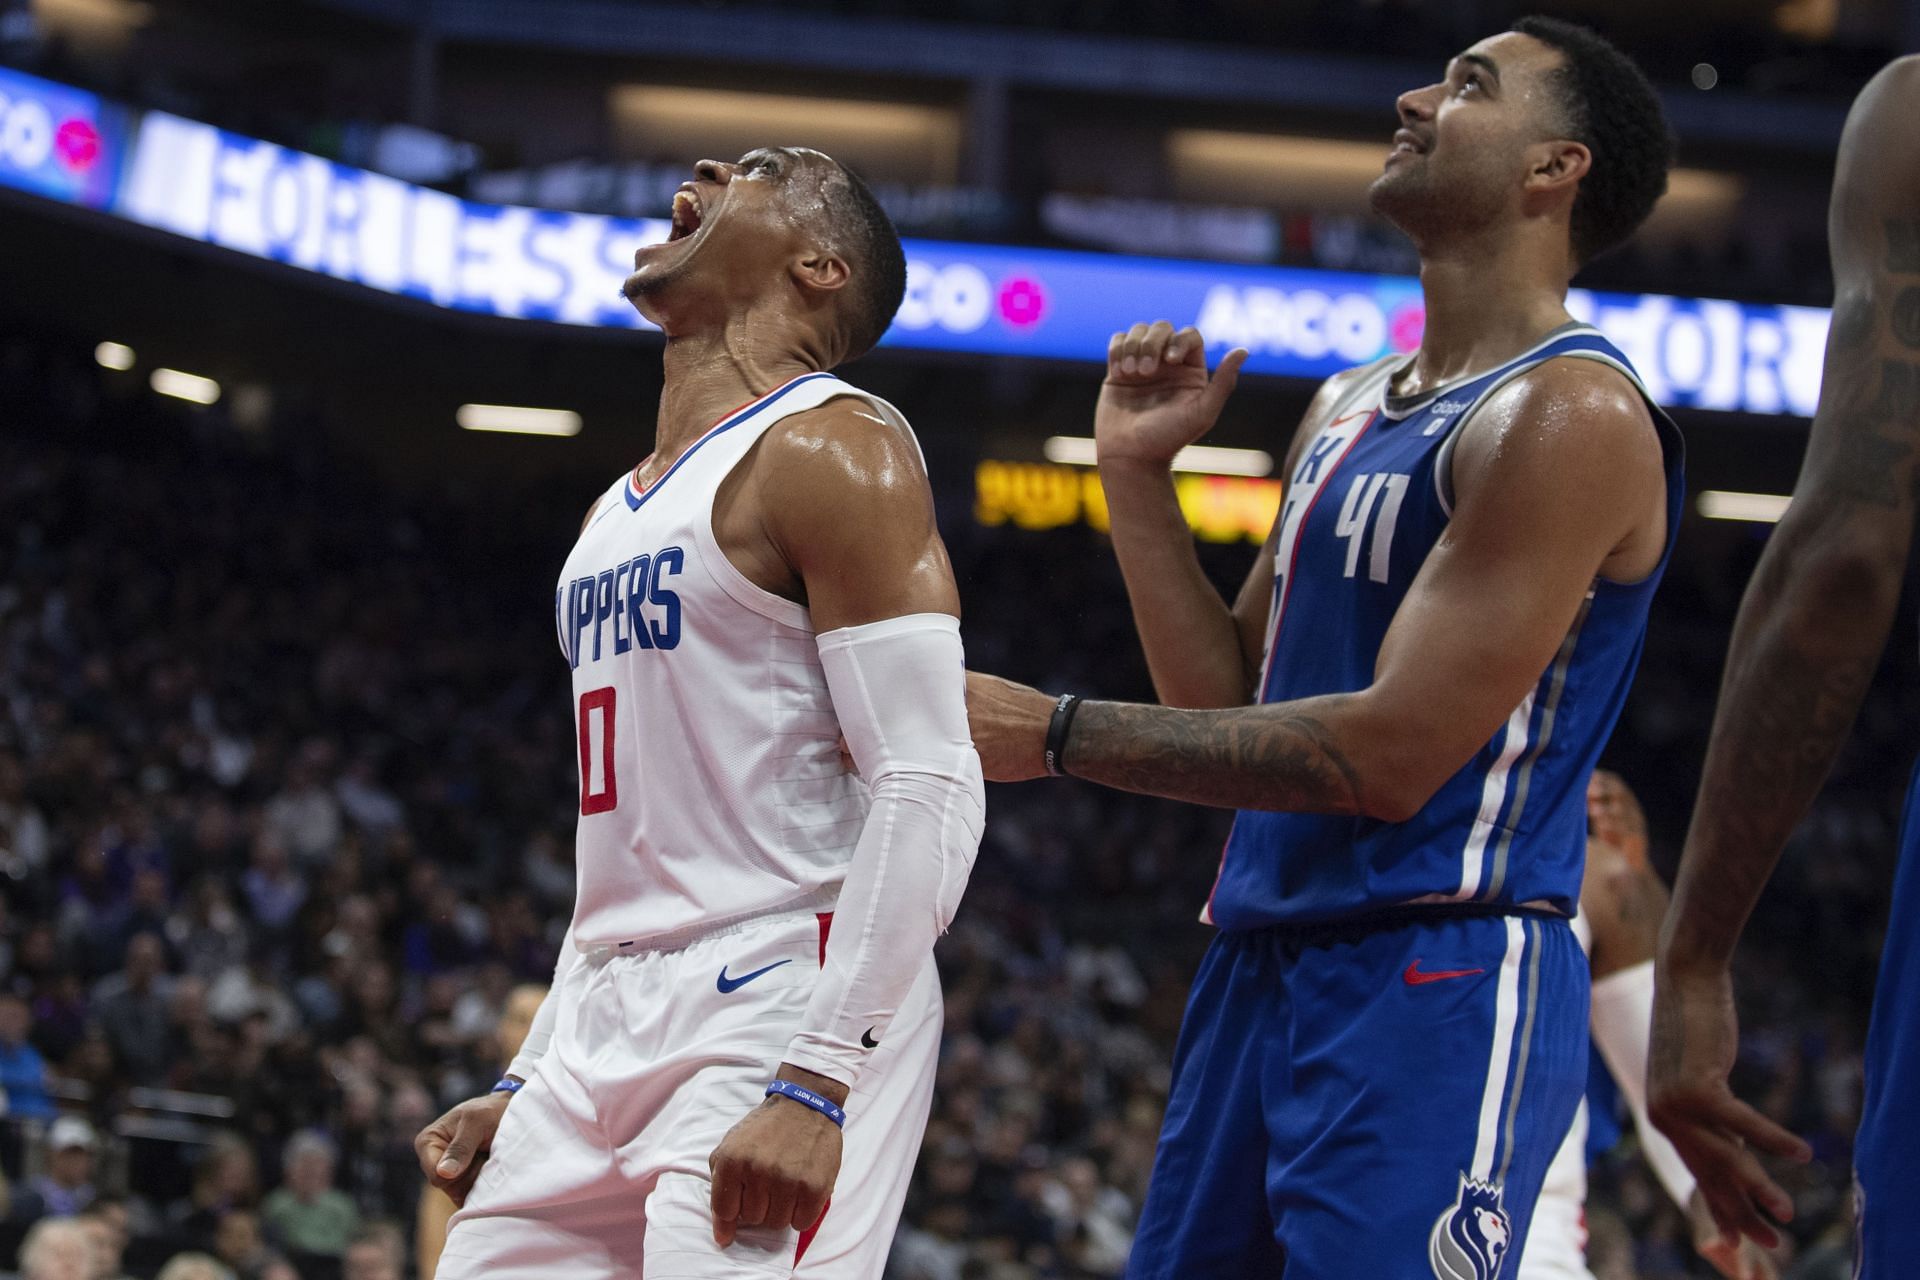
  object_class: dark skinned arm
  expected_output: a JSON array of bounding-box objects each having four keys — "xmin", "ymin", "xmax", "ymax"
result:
[
  {"xmin": 967, "ymin": 358, "xmax": 1667, "ymax": 822},
  {"xmin": 1651, "ymin": 55, "xmax": 1920, "ymax": 1250},
  {"xmin": 706, "ymin": 397, "xmax": 962, "ymax": 1247},
  {"xmin": 1096, "ymin": 320, "xmax": 1343, "ymax": 708}
]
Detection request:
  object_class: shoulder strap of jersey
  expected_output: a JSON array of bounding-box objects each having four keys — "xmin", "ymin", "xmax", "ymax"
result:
[
  {"xmin": 618, "ymin": 372, "xmax": 859, "ymax": 513},
  {"xmin": 1432, "ymin": 326, "xmax": 1678, "ymax": 515},
  {"xmin": 1291, "ymin": 355, "xmax": 1400, "ymax": 464}
]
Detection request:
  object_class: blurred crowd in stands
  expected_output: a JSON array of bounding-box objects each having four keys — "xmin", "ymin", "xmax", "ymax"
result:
[{"xmin": 0, "ymin": 337, "xmax": 1910, "ymax": 1278}]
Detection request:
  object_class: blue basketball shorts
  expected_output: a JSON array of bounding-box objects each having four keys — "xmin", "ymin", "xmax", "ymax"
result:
[
  {"xmin": 1855, "ymin": 767, "xmax": 1920, "ymax": 1279},
  {"xmin": 1127, "ymin": 909, "xmax": 1588, "ymax": 1280}
]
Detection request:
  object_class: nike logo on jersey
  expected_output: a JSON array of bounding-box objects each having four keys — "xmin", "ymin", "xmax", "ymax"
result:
[
  {"xmin": 1403, "ymin": 960, "xmax": 1486, "ymax": 986},
  {"xmin": 716, "ymin": 959, "xmax": 792, "ymax": 993},
  {"xmin": 861, "ymin": 1027, "xmax": 880, "ymax": 1049}
]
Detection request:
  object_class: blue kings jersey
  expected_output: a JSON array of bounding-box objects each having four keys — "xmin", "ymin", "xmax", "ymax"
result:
[{"xmin": 1207, "ymin": 324, "xmax": 1685, "ymax": 929}]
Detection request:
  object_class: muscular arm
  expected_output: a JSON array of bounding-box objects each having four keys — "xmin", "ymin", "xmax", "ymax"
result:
[
  {"xmin": 1662, "ymin": 58, "xmax": 1920, "ymax": 973},
  {"xmin": 755, "ymin": 399, "xmax": 968, "ymax": 1099},
  {"xmin": 986, "ymin": 363, "xmax": 1664, "ymax": 820},
  {"xmin": 1100, "ymin": 458, "xmax": 1278, "ymax": 708},
  {"xmin": 761, "ymin": 401, "xmax": 962, "ymax": 629},
  {"xmin": 1650, "ymin": 58, "xmax": 1920, "ymax": 1250},
  {"xmin": 705, "ymin": 397, "xmax": 982, "ymax": 1245},
  {"xmin": 1098, "ymin": 326, "xmax": 1348, "ymax": 708}
]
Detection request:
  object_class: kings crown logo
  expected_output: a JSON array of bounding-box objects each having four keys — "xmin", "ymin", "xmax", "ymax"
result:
[{"xmin": 1429, "ymin": 1174, "xmax": 1512, "ymax": 1280}]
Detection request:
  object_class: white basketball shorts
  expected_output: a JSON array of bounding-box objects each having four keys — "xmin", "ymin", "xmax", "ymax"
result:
[
  {"xmin": 438, "ymin": 908, "xmax": 942, "ymax": 1279},
  {"xmin": 1516, "ymin": 1185, "xmax": 1593, "ymax": 1280}
]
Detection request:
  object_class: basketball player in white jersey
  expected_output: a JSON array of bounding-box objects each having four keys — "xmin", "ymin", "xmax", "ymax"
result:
[
  {"xmin": 413, "ymin": 146, "xmax": 986, "ymax": 1279},
  {"xmin": 1522, "ymin": 772, "xmax": 1774, "ymax": 1280},
  {"xmin": 416, "ymin": 982, "xmax": 547, "ymax": 1279}
]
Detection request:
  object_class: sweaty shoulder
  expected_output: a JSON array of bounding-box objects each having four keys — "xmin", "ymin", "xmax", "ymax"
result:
[
  {"xmin": 1450, "ymin": 356, "xmax": 1666, "ymax": 577},
  {"xmin": 1468, "ymin": 356, "xmax": 1657, "ymax": 458},
  {"xmin": 754, "ymin": 394, "xmax": 928, "ymax": 499},
  {"xmin": 1454, "ymin": 359, "xmax": 1663, "ymax": 508},
  {"xmin": 754, "ymin": 395, "xmax": 937, "ymax": 551},
  {"xmin": 750, "ymin": 394, "xmax": 957, "ymax": 628}
]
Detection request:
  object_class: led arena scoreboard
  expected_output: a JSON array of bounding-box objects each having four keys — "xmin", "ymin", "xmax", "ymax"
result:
[{"xmin": 0, "ymin": 64, "xmax": 1831, "ymax": 420}]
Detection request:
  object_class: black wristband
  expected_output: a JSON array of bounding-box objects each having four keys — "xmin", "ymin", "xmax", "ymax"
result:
[{"xmin": 1044, "ymin": 693, "xmax": 1083, "ymax": 777}]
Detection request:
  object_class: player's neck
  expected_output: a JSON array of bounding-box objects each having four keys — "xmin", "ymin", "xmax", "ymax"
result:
[
  {"xmin": 654, "ymin": 329, "xmax": 825, "ymax": 460},
  {"xmin": 1404, "ymin": 235, "xmax": 1573, "ymax": 394}
]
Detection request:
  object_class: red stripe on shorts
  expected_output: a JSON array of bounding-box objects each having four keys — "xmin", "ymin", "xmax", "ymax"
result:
[
  {"xmin": 798, "ymin": 914, "xmax": 838, "ymax": 1265},
  {"xmin": 795, "ymin": 1198, "xmax": 831, "ymax": 1265}
]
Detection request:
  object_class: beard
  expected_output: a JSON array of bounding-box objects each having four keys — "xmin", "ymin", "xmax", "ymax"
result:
[
  {"xmin": 1368, "ymin": 155, "xmax": 1440, "ymax": 235},
  {"xmin": 1367, "ymin": 150, "xmax": 1512, "ymax": 248}
]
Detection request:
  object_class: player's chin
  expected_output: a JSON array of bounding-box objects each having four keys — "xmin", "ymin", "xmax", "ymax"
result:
[
  {"xmin": 1365, "ymin": 169, "xmax": 1418, "ymax": 218},
  {"xmin": 621, "ymin": 259, "xmax": 672, "ymax": 305}
]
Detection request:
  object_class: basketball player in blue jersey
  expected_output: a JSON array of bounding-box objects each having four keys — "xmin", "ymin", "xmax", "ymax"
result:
[
  {"xmin": 1650, "ymin": 58, "xmax": 1920, "ymax": 1278},
  {"xmin": 968, "ymin": 18, "xmax": 1678, "ymax": 1278}
]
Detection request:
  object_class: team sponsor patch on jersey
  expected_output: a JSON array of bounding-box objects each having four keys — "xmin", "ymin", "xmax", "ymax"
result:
[{"xmin": 1429, "ymin": 1174, "xmax": 1513, "ymax": 1280}]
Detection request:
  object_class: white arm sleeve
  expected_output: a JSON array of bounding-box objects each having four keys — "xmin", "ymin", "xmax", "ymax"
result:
[
  {"xmin": 505, "ymin": 920, "xmax": 584, "ymax": 1082},
  {"xmin": 783, "ymin": 612, "xmax": 985, "ymax": 1086},
  {"xmin": 1591, "ymin": 960, "xmax": 1698, "ymax": 1210}
]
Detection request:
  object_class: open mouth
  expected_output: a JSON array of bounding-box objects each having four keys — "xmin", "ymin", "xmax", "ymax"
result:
[
  {"xmin": 1390, "ymin": 129, "xmax": 1429, "ymax": 158},
  {"xmin": 669, "ymin": 188, "xmax": 704, "ymax": 241}
]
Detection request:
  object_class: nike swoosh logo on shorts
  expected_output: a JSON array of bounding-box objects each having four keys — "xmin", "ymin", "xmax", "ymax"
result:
[
  {"xmin": 716, "ymin": 959, "xmax": 793, "ymax": 994},
  {"xmin": 1402, "ymin": 960, "xmax": 1486, "ymax": 986},
  {"xmin": 861, "ymin": 1027, "xmax": 880, "ymax": 1049}
]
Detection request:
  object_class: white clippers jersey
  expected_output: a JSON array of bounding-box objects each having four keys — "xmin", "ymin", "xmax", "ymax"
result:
[{"xmin": 554, "ymin": 371, "xmax": 897, "ymax": 951}]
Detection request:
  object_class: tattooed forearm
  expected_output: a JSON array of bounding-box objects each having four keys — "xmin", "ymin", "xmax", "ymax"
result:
[
  {"xmin": 1062, "ymin": 698, "xmax": 1368, "ymax": 815},
  {"xmin": 1668, "ymin": 212, "xmax": 1920, "ymax": 965},
  {"xmin": 1674, "ymin": 606, "xmax": 1884, "ymax": 962}
]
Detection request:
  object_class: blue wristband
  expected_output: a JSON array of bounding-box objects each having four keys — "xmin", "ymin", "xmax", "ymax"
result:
[
  {"xmin": 490, "ymin": 1076, "xmax": 524, "ymax": 1096},
  {"xmin": 765, "ymin": 1079, "xmax": 846, "ymax": 1128}
]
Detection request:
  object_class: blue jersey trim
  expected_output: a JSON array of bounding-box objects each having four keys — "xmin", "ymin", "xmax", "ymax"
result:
[{"xmin": 623, "ymin": 372, "xmax": 839, "ymax": 512}]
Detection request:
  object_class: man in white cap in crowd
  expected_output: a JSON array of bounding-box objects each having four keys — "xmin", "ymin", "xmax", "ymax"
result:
[{"xmin": 12, "ymin": 1116, "xmax": 100, "ymax": 1222}]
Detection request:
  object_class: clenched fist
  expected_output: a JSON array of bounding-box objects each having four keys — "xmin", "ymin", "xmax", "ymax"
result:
[
  {"xmin": 708, "ymin": 1066, "xmax": 846, "ymax": 1247},
  {"xmin": 415, "ymin": 1089, "xmax": 513, "ymax": 1208}
]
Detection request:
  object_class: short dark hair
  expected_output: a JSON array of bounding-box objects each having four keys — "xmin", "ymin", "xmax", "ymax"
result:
[
  {"xmin": 822, "ymin": 162, "xmax": 906, "ymax": 361},
  {"xmin": 1512, "ymin": 16, "xmax": 1673, "ymax": 264}
]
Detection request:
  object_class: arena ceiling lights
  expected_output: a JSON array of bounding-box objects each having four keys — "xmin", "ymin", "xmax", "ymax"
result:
[
  {"xmin": 1695, "ymin": 490, "xmax": 1792, "ymax": 523},
  {"xmin": 1042, "ymin": 436, "xmax": 1273, "ymax": 477},
  {"xmin": 94, "ymin": 341, "xmax": 135, "ymax": 370},
  {"xmin": 456, "ymin": 404, "xmax": 583, "ymax": 437},
  {"xmin": 149, "ymin": 367, "xmax": 220, "ymax": 405}
]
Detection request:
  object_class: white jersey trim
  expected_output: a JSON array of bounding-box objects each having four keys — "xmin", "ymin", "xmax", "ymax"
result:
[
  {"xmin": 1471, "ymin": 916, "xmax": 1529, "ymax": 1181},
  {"xmin": 1378, "ymin": 324, "xmax": 1604, "ymax": 423},
  {"xmin": 1455, "ymin": 693, "xmax": 1536, "ymax": 901}
]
